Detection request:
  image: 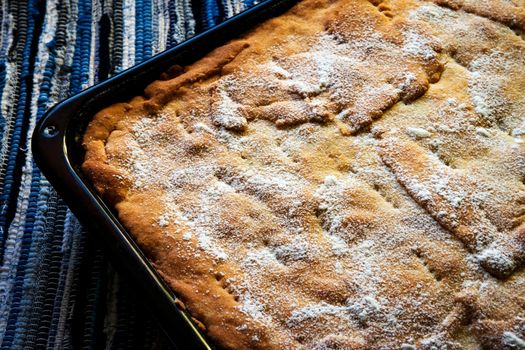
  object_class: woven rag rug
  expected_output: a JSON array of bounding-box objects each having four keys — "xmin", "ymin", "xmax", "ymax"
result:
[{"xmin": 0, "ymin": 0, "xmax": 254, "ymax": 348}]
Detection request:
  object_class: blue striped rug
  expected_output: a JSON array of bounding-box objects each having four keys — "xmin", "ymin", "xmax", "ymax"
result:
[{"xmin": 0, "ymin": 0, "xmax": 251, "ymax": 348}]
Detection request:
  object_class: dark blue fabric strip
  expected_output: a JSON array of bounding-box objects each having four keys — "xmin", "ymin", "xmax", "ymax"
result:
[
  {"xmin": 45, "ymin": 213, "xmax": 78, "ymax": 349},
  {"xmin": 42, "ymin": 203, "xmax": 70, "ymax": 347},
  {"xmin": 244, "ymin": 0, "xmax": 255, "ymax": 8},
  {"xmin": 203, "ymin": 0, "xmax": 221, "ymax": 29},
  {"xmin": 12, "ymin": 195, "xmax": 68, "ymax": 348},
  {"xmin": 69, "ymin": 0, "xmax": 92, "ymax": 95},
  {"xmin": 79, "ymin": 249, "xmax": 107, "ymax": 349},
  {"xmin": 2, "ymin": 166, "xmax": 48, "ymax": 348},
  {"xmin": 0, "ymin": 65, "xmax": 6, "ymax": 152},
  {"xmin": 111, "ymin": 0, "xmax": 124, "ymax": 74},
  {"xmin": 0, "ymin": 0, "xmax": 28, "ymax": 257},
  {"xmin": 135, "ymin": 0, "xmax": 144, "ymax": 64},
  {"xmin": 142, "ymin": 0, "xmax": 153, "ymax": 59},
  {"xmin": 135, "ymin": 0, "xmax": 153, "ymax": 64}
]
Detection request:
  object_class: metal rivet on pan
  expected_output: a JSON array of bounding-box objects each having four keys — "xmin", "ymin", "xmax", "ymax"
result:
[{"xmin": 43, "ymin": 125, "xmax": 59, "ymax": 137}]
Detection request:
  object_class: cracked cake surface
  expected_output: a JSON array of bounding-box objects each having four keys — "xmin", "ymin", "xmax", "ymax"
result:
[{"xmin": 82, "ymin": 0, "xmax": 525, "ymax": 348}]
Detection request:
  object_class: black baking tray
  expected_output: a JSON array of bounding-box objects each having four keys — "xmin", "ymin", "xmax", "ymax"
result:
[{"xmin": 32, "ymin": 0, "xmax": 298, "ymax": 348}]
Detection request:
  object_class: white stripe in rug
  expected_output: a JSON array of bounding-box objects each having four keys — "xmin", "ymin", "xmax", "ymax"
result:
[
  {"xmin": 152, "ymin": 0, "xmax": 169, "ymax": 54},
  {"xmin": 0, "ymin": 2, "xmax": 13, "ymax": 53},
  {"xmin": 173, "ymin": 0, "xmax": 195, "ymax": 43},
  {"xmin": 183, "ymin": 0, "xmax": 195, "ymax": 39},
  {"xmin": 121, "ymin": 0, "xmax": 136, "ymax": 70},
  {"xmin": 222, "ymin": 0, "xmax": 235, "ymax": 19},
  {"xmin": 88, "ymin": 0, "xmax": 103, "ymax": 87},
  {"xmin": 234, "ymin": 0, "xmax": 245, "ymax": 14}
]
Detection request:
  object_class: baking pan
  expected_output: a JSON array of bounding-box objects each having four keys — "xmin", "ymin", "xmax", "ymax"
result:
[{"xmin": 32, "ymin": 0, "xmax": 299, "ymax": 348}]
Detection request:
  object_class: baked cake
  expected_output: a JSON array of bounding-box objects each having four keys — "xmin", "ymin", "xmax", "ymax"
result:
[{"xmin": 82, "ymin": 0, "xmax": 525, "ymax": 348}]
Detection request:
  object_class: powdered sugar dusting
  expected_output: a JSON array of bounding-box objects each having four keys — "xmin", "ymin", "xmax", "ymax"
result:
[
  {"xmin": 468, "ymin": 50, "xmax": 525, "ymax": 131},
  {"xmin": 402, "ymin": 30, "xmax": 437, "ymax": 60},
  {"xmin": 97, "ymin": 0, "xmax": 525, "ymax": 347},
  {"xmin": 209, "ymin": 25, "xmax": 442, "ymax": 132},
  {"xmin": 211, "ymin": 88, "xmax": 248, "ymax": 130}
]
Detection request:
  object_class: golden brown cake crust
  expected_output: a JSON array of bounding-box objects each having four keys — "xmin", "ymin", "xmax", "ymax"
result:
[{"xmin": 83, "ymin": 0, "xmax": 525, "ymax": 348}]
